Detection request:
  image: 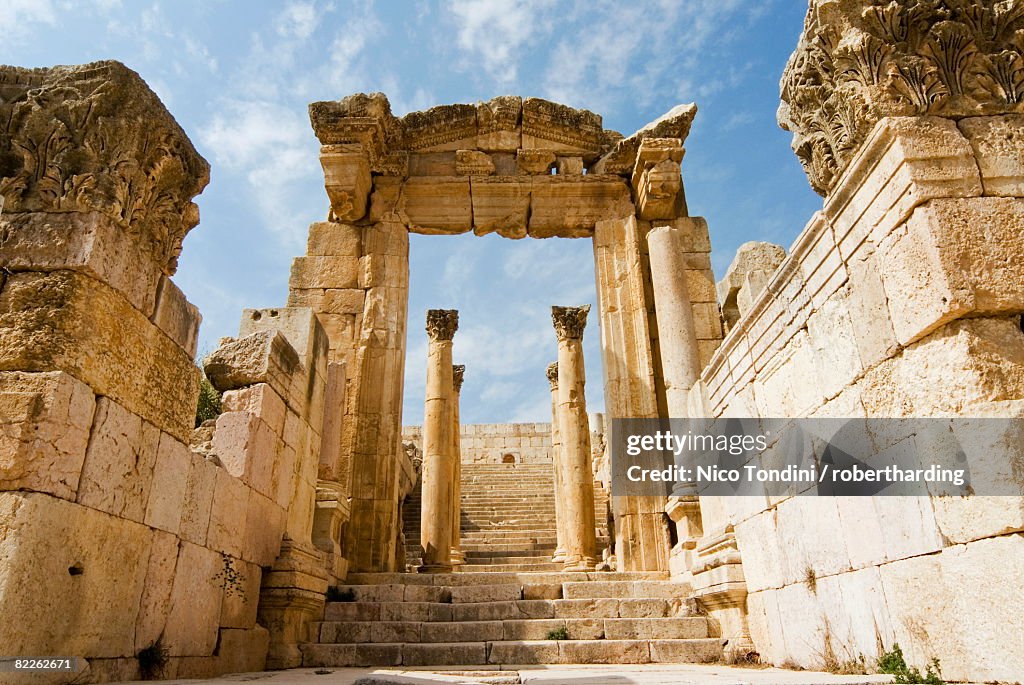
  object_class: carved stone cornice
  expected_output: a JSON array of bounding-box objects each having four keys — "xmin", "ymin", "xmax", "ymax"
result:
[
  {"xmin": 779, "ymin": 0, "xmax": 1024, "ymax": 196},
  {"xmin": 426, "ymin": 309, "xmax": 459, "ymax": 341},
  {"xmin": 477, "ymin": 95, "xmax": 521, "ymax": 136},
  {"xmin": 546, "ymin": 362, "xmax": 559, "ymax": 390},
  {"xmin": 593, "ymin": 103, "xmax": 697, "ymax": 176},
  {"xmin": 452, "ymin": 364, "xmax": 465, "ymax": 392},
  {"xmin": 0, "ymin": 61, "xmax": 210, "ymax": 275},
  {"xmin": 308, "ymin": 92, "xmax": 398, "ymax": 168},
  {"xmin": 522, "ymin": 98, "xmax": 607, "ymax": 157},
  {"xmin": 401, "ymin": 104, "xmax": 478, "ymax": 151},
  {"xmin": 551, "ymin": 305, "xmax": 591, "ymax": 341}
]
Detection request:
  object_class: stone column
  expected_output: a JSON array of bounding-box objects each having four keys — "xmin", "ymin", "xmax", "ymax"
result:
[
  {"xmin": 450, "ymin": 364, "xmax": 466, "ymax": 567},
  {"xmin": 552, "ymin": 305, "xmax": 598, "ymax": 571},
  {"xmin": 419, "ymin": 309, "xmax": 459, "ymax": 573},
  {"xmin": 546, "ymin": 362, "xmax": 568, "ymax": 563},
  {"xmin": 647, "ymin": 225, "xmax": 702, "ymax": 419}
]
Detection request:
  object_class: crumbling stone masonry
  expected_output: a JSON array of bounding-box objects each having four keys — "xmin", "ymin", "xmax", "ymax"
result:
[
  {"xmin": 681, "ymin": 1, "xmax": 1024, "ymax": 677},
  {"xmin": 2, "ymin": 1, "xmax": 1022, "ymax": 680}
]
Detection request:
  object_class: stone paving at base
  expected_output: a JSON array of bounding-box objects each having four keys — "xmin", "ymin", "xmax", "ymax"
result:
[{"xmin": 108, "ymin": 665, "xmax": 894, "ymax": 685}]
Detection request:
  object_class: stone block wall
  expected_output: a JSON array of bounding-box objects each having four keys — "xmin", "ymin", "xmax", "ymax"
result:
[
  {"xmin": 687, "ymin": 115, "xmax": 1024, "ymax": 681},
  {"xmin": 403, "ymin": 422, "xmax": 554, "ymax": 464},
  {"xmin": 0, "ymin": 62, "xmax": 329, "ymax": 683}
]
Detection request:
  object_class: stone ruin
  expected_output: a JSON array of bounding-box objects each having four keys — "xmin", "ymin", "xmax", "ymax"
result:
[{"xmin": 0, "ymin": 1, "xmax": 1023, "ymax": 682}]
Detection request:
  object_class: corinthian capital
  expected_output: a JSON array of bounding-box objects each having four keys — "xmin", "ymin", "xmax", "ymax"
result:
[
  {"xmin": 779, "ymin": 0, "xmax": 1024, "ymax": 196},
  {"xmin": 453, "ymin": 364, "xmax": 465, "ymax": 392},
  {"xmin": 426, "ymin": 309, "xmax": 459, "ymax": 341},
  {"xmin": 551, "ymin": 305, "xmax": 590, "ymax": 341},
  {"xmin": 546, "ymin": 362, "xmax": 559, "ymax": 390}
]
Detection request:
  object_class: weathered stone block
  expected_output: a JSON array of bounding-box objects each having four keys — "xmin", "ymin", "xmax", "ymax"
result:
[
  {"xmin": 0, "ymin": 371, "xmax": 95, "ymax": 501},
  {"xmin": 207, "ymin": 468, "xmax": 249, "ymax": 558},
  {"xmin": 319, "ymin": 148, "xmax": 371, "ymax": 222},
  {"xmin": 214, "ymin": 626, "xmax": 269, "ymax": 676},
  {"xmin": 880, "ymin": 198, "xmax": 1024, "ymax": 345},
  {"xmin": 0, "ymin": 211, "xmax": 162, "ymax": 315},
  {"xmin": 959, "ymin": 115, "xmax": 1024, "ymax": 197},
  {"xmin": 403, "ymin": 642, "xmax": 486, "ymax": 666},
  {"xmin": 401, "ymin": 177, "xmax": 473, "ymax": 234},
  {"xmin": 144, "ymin": 432, "xmax": 191, "ymax": 534},
  {"xmin": 219, "ymin": 557, "xmax": 262, "ymax": 629},
  {"xmin": 287, "ymin": 288, "xmax": 366, "ymax": 316},
  {"xmin": 152, "ymin": 276, "xmax": 201, "ymax": 357},
  {"xmin": 488, "ymin": 640, "xmax": 560, "ymax": 664},
  {"xmin": 241, "ymin": 489, "xmax": 285, "ymax": 567},
  {"xmin": 560, "ymin": 639, "xmax": 650, "ymax": 664},
  {"xmin": 470, "ymin": 178, "xmax": 529, "ymax": 239},
  {"xmin": 455, "ymin": 149, "xmax": 495, "ymax": 175},
  {"xmin": 0, "ymin": 271, "xmax": 199, "ymax": 441},
  {"xmin": 448, "ymin": 583, "xmax": 522, "ymax": 603},
  {"xmin": 179, "ymin": 452, "xmax": 219, "ymax": 546},
  {"xmin": 0, "ymin": 492, "xmax": 153, "ymax": 658},
  {"xmin": 77, "ymin": 397, "xmax": 161, "ymax": 522},
  {"xmin": 306, "ymin": 221, "xmax": 362, "ymax": 257},
  {"xmin": 289, "ymin": 256, "xmax": 360, "ymax": 290},
  {"xmin": 163, "ymin": 540, "xmax": 224, "ymax": 656},
  {"xmin": 220, "ymin": 383, "xmax": 287, "ymax": 436},
  {"xmin": 528, "ymin": 177, "xmax": 631, "ymax": 238},
  {"xmin": 212, "ymin": 412, "xmax": 278, "ymax": 497},
  {"xmin": 204, "ymin": 331, "xmax": 300, "ymax": 402},
  {"xmin": 135, "ymin": 529, "xmax": 180, "ymax": 651}
]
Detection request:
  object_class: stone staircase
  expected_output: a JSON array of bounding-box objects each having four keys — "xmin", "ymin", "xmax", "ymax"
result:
[
  {"xmin": 402, "ymin": 462, "xmax": 610, "ymax": 571},
  {"xmin": 301, "ymin": 571, "xmax": 723, "ymax": 666}
]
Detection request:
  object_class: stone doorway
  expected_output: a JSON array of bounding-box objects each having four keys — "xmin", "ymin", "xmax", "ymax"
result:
[{"xmin": 295, "ymin": 93, "xmax": 722, "ymax": 574}]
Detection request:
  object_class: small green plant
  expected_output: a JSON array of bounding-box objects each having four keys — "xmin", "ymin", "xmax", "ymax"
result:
[
  {"xmin": 195, "ymin": 371, "xmax": 221, "ymax": 427},
  {"xmin": 546, "ymin": 627, "xmax": 569, "ymax": 640},
  {"xmin": 137, "ymin": 639, "xmax": 168, "ymax": 680},
  {"xmin": 326, "ymin": 586, "xmax": 356, "ymax": 602},
  {"xmin": 877, "ymin": 644, "xmax": 945, "ymax": 684}
]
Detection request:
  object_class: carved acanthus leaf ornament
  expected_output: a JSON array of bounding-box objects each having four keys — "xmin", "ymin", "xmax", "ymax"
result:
[
  {"xmin": 0, "ymin": 61, "xmax": 210, "ymax": 274},
  {"xmin": 779, "ymin": 0, "xmax": 1024, "ymax": 196}
]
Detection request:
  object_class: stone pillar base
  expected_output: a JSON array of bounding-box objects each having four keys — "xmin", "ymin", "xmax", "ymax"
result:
[
  {"xmin": 562, "ymin": 556, "xmax": 597, "ymax": 572},
  {"xmin": 551, "ymin": 547, "xmax": 567, "ymax": 563},
  {"xmin": 258, "ymin": 540, "xmax": 329, "ymax": 670},
  {"xmin": 417, "ymin": 562, "xmax": 455, "ymax": 574}
]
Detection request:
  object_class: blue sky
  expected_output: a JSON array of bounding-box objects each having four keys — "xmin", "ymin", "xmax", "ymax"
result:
[{"xmin": 1, "ymin": 0, "xmax": 821, "ymax": 425}]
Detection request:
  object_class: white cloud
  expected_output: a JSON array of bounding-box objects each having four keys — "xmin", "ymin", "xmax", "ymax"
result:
[
  {"xmin": 185, "ymin": 36, "xmax": 218, "ymax": 73},
  {"xmin": 277, "ymin": 0, "xmax": 322, "ymax": 39},
  {"xmin": 447, "ymin": 0, "xmax": 553, "ymax": 84},
  {"xmin": 198, "ymin": 100, "xmax": 320, "ymax": 244},
  {"xmin": 0, "ymin": 0, "xmax": 56, "ymax": 40}
]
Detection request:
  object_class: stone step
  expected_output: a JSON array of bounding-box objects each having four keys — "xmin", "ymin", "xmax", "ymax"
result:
[
  {"xmin": 460, "ymin": 563, "xmax": 565, "ymax": 572},
  {"xmin": 343, "ymin": 571, "xmax": 668, "ymax": 586},
  {"xmin": 462, "ymin": 554, "xmax": 559, "ymax": 563},
  {"xmin": 300, "ymin": 638, "xmax": 722, "ymax": 666},
  {"xmin": 317, "ymin": 617, "xmax": 709, "ymax": 644},
  {"xmin": 324, "ymin": 596, "xmax": 693, "ymax": 623}
]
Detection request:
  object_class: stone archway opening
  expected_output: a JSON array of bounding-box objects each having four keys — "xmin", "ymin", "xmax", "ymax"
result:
[{"xmin": 301, "ymin": 92, "xmax": 722, "ymax": 574}]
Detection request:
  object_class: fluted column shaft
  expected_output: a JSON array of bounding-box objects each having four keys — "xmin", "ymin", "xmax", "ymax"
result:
[
  {"xmin": 419, "ymin": 309, "xmax": 458, "ymax": 573},
  {"xmin": 547, "ymin": 362, "xmax": 568, "ymax": 563},
  {"xmin": 552, "ymin": 305, "xmax": 598, "ymax": 571},
  {"xmin": 450, "ymin": 364, "xmax": 466, "ymax": 566}
]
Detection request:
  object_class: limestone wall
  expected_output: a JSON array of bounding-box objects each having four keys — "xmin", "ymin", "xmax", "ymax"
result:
[
  {"xmin": 686, "ymin": 114, "xmax": 1024, "ymax": 680},
  {"xmin": 0, "ymin": 62, "xmax": 330, "ymax": 683},
  {"xmin": 403, "ymin": 422, "xmax": 554, "ymax": 464}
]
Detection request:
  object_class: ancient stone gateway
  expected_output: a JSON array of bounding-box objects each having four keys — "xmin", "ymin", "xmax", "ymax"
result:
[
  {"xmin": 2, "ymin": 1, "xmax": 1024, "ymax": 681},
  {"xmin": 295, "ymin": 93, "xmax": 723, "ymax": 575}
]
